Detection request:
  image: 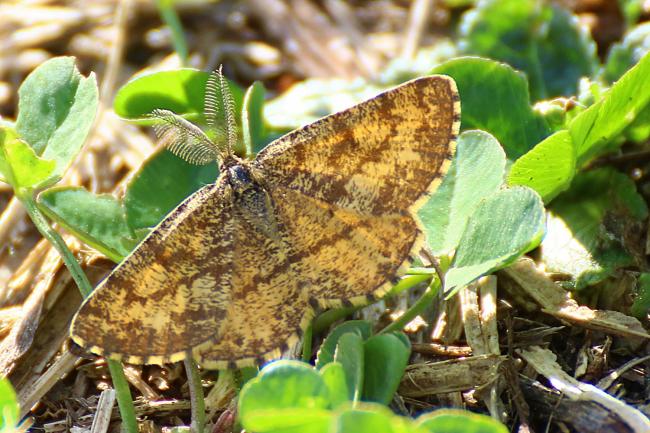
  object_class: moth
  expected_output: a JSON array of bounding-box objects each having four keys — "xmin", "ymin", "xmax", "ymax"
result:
[{"xmin": 71, "ymin": 70, "xmax": 460, "ymax": 369}]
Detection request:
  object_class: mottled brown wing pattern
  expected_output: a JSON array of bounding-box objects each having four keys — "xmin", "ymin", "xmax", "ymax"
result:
[
  {"xmin": 269, "ymin": 185, "xmax": 419, "ymax": 307},
  {"xmin": 254, "ymin": 75, "xmax": 460, "ymax": 306},
  {"xmin": 70, "ymin": 181, "xmax": 236, "ymax": 364},
  {"xmin": 70, "ymin": 75, "xmax": 460, "ymax": 368},
  {"xmin": 192, "ymin": 202, "xmax": 312, "ymax": 369},
  {"xmin": 255, "ymin": 76, "xmax": 460, "ymax": 217}
]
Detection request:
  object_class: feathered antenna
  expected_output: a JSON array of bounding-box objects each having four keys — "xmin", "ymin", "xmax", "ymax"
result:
[
  {"xmin": 149, "ymin": 109, "xmax": 219, "ymax": 165},
  {"xmin": 149, "ymin": 66, "xmax": 239, "ymax": 165},
  {"xmin": 204, "ymin": 65, "xmax": 237, "ymax": 156}
]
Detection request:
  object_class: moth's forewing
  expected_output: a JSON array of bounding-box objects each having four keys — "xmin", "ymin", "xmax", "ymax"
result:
[
  {"xmin": 253, "ymin": 75, "xmax": 460, "ymax": 306},
  {"xmin": 70, "ymin": 181, "xmax": 235, "ymax": 364},
  {"xmin": 255, "ymin": 75, "xmax": 460, "ymax": 215}
]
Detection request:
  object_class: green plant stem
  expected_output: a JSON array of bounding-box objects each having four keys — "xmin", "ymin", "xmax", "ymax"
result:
[
  {"xmin": 155, "ymin": 0, "xmax": 189, "ymax": 66},
  {"xmin": 379, "ymin": 277, "xmax": 441, "ymax": 334},
  {"xmin": 106, "ymin": 360, "xmax": 139, "ymax": 433},
  {"xmin": 242, "ymin": 87, "xmax": 255, "ymax": 159},
  {"xmin": 184, "ymin": 357, "xmax": 205, "ymax": 433},
  {"xmin": 301, "ymin": 324, "xmax": 313, "ymax": 362},
  {"xmin": 312, "ymin": 306, "xmax": 359, "ymax": 335},
  {"xmin": 238, "ymin": 367, "xmax": 259, "ymax": 387},
  {"xmin": 311, "ymin": 274, "xmax": 432, "ymax": 335},
  {"xmin": 390, "ymin": 273, "xmax": 432, "ymax": 295},
  {"xmin": 18, "ymin": 191, "xmax": 138, "ymax": 433},
  {"xmin": 405, "ymin": 267, "xmax": 438, "ymax": 275},
  {"xmin": 20, "ymin": 193, "xmax": 93, "ymax": 298}
]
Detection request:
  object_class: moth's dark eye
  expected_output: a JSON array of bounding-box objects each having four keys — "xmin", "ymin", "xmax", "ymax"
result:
[{"xmin": 229, "ymin": 165, "xmax": 251, "ymax": 184}]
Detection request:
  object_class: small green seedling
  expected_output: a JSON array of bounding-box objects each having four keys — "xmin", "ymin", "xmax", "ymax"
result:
[{"xmin": 238, "ymin": 360, "xmax": 509, "ymax": 433}]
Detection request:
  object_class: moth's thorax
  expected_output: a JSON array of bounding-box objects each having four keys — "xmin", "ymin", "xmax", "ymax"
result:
[{"xmin": 225, "ymin": 160, "xmax": 279, "ymax": 239}]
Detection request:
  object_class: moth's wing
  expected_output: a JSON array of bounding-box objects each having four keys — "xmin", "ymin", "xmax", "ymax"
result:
[
  {"xmin": 270, "ymin": 185, "xmax": 418, "ymax": 306},
  {"xmin": 255, "ymin": 76, "xmax": 460, "ymax": 216},
  {"xmin": 254, "ymin": 76, "xmax": 460, "ymax": 306},
  {"xmin": 192, "ymin": 203, "xmax": 312, "ymax": 369},
  {"xmin": 70, "ymin": 180, "xmax": 235, "ymax": 365}
]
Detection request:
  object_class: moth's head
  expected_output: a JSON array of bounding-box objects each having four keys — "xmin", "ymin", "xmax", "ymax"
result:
[{"xmin": 227, "ymin": 164, "xmax": 254, "ymax": 195}]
